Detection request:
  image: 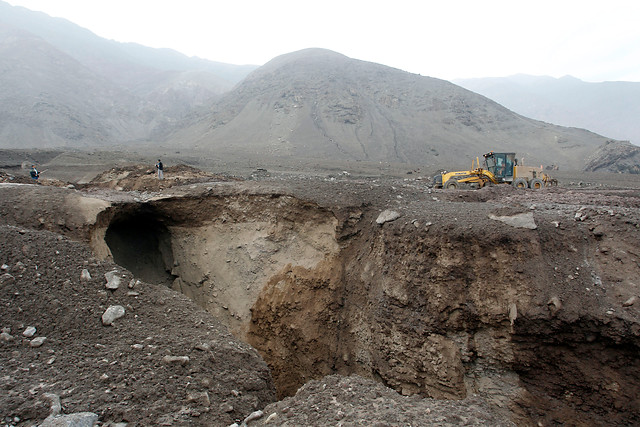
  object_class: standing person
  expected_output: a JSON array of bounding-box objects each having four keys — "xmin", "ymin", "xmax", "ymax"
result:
[
  {"xmin": 155, "ymin": 159, "xmax": 164, "ymax": 180},
  {"xmin": 29, "ymin": 165, "xmax": 39, "ymax": 182}
]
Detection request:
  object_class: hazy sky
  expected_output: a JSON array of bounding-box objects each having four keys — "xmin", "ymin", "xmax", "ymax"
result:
[{"xmin": 5, "ymin": 0, "xmax": 640, "ymax": 82}]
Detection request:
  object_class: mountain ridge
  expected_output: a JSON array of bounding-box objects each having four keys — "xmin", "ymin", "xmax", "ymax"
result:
[
  {"xmin": 169, "ymin": 49, "xmax": 611, "ymax": 170},
  {"xmin": 0, "ymin": 2, "xmax": 635, "ymax": 172},
  {"xmin": 455, "ymin": 74, "xmax": 640, "ymax": 146}
]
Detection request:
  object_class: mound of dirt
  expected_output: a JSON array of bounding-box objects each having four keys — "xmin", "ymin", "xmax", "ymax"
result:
[
  {"xmin": 86, "ymin": 164, "xmax": 241, "ymax": 192},
  {"xmin": 0, "ymin": 225, "xmax": 275, "ymax": 426},
  {"xmin": 0, "ymin": 171, "xmax": 69, "ymax": 187},
  {"xmin": 251, "ymin": 374, "xmax": 514, "ymax": 426}
]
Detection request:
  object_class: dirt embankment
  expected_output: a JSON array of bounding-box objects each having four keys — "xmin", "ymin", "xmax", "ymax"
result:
[
  {"xmin": 0, "ymin": 225, "xmax": 275, "ymax": 426},
  {"xmin": 1, "ymin": 172, "xmax": 640, "ymax": 426}
]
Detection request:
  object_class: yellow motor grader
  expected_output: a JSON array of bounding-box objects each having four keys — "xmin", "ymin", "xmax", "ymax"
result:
[{"xmin": 433, "ymin": 152, "xmax": 557, "ymax": 189}]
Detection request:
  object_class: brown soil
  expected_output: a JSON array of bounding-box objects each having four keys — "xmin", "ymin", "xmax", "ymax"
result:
[{"xmin": 1, "ymin": 156, "xmax": 639, "ymax": 426}]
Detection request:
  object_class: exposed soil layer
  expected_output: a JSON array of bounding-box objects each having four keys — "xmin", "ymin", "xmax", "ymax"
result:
[{"xmin": 1, "ymin": 163, "xmax": 639, "ymax": 426}]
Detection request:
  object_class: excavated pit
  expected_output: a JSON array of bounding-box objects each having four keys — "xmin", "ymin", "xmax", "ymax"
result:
[{"xmin": 92, "ymin": 190, "xmax": 640, "ymax": 426}]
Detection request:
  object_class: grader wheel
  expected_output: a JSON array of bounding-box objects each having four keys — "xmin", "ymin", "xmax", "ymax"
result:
[
  {"xmin": 512, "ymin": 178, "xmax": 528, "ymax": 189},
  {"xmin": 529, "ymin": 178, "xmax": 544, "ymax": 189},
  {"xmin": 445, "ymin": 180, "xmax": 459, "ymax": 189}
]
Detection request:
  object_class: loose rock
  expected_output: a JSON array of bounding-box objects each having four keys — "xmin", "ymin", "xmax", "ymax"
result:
[
  {"xmin": 30, "ymin": 336, "xmax": 46, "ymax": 347},
  {"xmin": 488, "ymin": 212, "xmax": 537, "ymax": 229},
  {"xmin": 376, "ymin": 209, "xmax": 401, "ymax": 225},
  {"xmin": 162, "ymin": 355, "xmax": 190, "ymax": 365},
  {"xmin": 0, "ymin": 329, "xmax": 14, "ymax": 342},
  {"xmin": 104, "ymin": 270, "xmax": 121, "ymax": 290},
  {"xmin": 102, "ymin": 305, "xmax": 125, "ymax": 326},
  {"xmin": 0, "ymin": 272, "xmax": 15, "ymax": 284}
]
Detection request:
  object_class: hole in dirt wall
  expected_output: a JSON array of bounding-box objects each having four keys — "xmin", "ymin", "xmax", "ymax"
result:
[
  {"xmin": 104, "ymin": 211, "xmax": 175, "ymax": 287},
  {"xmin": 99, "ymin": 196, "xmax": 346, "ymax": 399}
]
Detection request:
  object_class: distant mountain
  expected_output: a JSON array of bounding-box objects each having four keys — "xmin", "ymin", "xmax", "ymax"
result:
[
  {"xmin": 0, "ymin": 0, "xmax": 257, "ymax": 147},
  {"xmin": 454, "ymin": 74, "xmax": 640, "ymax": 146},
  {"xmin": 171, "ymin": 49, "xmax": 612, "ymax": 170}
]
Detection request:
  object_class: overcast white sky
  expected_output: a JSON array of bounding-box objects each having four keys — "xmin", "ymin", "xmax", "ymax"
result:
[{"xmin": 5, "ymin": 0, "xmax": 640, "ymax": 82}]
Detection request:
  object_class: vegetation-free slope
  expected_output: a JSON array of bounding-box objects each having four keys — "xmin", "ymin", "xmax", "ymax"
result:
[{"xmin": 177, "ymin": 49, "xmax": 611, "ymax": 170}]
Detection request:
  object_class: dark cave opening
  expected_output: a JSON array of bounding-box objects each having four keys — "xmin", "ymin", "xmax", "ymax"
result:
[{"xmin": 104, "ymin": 211, "xmax": 176, "ymax": 286}]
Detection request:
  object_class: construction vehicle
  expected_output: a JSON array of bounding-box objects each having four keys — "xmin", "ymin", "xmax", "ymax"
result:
[{"xmin": 433, "ymin": 152, "xmax": 557, "ymax": 189}]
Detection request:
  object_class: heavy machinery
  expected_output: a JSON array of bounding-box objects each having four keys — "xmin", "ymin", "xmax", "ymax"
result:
[{"xmin": 433, "ymin": 152, "xmax": 557, "ymax": 189}]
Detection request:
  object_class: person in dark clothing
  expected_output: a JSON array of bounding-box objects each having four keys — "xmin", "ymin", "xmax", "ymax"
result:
[
  {"xmin": 30, "ymin": 165, "xmax": 39, "ymax": 181},
  {"xmin": 155, "ymin": 159, "xmax": 164, "ymax": 180}
]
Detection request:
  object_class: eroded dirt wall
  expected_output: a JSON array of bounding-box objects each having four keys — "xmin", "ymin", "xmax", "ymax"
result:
[
  {"xmin": 97, "ymin": 193, "xmax": 341, "ymax": 339},
  {"xmin": 247, "ymin": 205, "xmax": 640, "ymax": 426}
]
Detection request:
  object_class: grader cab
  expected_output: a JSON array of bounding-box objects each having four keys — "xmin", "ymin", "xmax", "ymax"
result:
[{"xmin": 433, "ymin": 152, "xmax": 557, "ymax": 190}]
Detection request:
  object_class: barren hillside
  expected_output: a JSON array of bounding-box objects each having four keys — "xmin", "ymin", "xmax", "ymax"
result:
[{"xmin": 171, "ymin": 49, "xmax": 612, "ymax": 171}]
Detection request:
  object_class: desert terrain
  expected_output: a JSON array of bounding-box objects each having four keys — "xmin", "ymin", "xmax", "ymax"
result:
[{"xmin": 0, "ymin": 150, "xmax": 639, "ymax": 426}]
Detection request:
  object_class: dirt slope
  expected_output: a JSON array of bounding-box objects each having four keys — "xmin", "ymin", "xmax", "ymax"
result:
[{"xmin": 0, "ymin": 225, "xmax": 275, "ymax": 426}]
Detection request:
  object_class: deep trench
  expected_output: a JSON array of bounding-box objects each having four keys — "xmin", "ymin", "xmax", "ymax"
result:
[{"xmin": 99, "ymin": 196, "xmax": 640, "ymax": 426}]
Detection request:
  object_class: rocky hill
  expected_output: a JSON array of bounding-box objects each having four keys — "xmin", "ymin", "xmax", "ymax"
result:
[
  {"xmin": 0, "ymin": 1, "xmax": 256, "ymax": 147},
  {"xmin": 173, "ymin": 49, "xmax": 612, "ymax": 171},
  {"xmin": 584, "ymin": 140, "xmax": 640, "ymax": 173},
  {"xmin": 455, "ymin": 74, "xmax": 640, "ymax": 146}
]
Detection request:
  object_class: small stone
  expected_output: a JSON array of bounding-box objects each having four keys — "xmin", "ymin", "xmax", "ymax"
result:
[
  {"xmin": 102, "ymin": 305, "xmax": 125, "ymax": 326},
  {"xmin": 376, "ymin": 210, "xmax": 401, "ymax": 225},
  {"xmin": 220, "ymin": 402, "xmax": 234, "ymax": 413},
  {"xmin": 187, "ymin": 391, "xmax": 211, "ymax": 407},
  {"xmin": 265, "ymin": 413, "xmax": 278, "ymax": 424},
  {"xmin": 30, "ymin": 336, "xmax": 46, "ymax": 347},
  {"xmin": 0, "ymin": 272, "xmax": 15, "ymax": 284},
  {"xmin": 23, "ymin": 326, "xmax": 37, "ymax": 337},
  {"xmin": 131, "ymin": 344, "xmax": 144, "ymax": 350},
  {"xmin": 0, "ymin": 331, "xmax": 14, "ymax": 342},
  {"xmin": 195, "ymin": 343, "xmax": 211, "ymax": 351},
  {"xmin": 489, "ymin": 212, "xmax": 537, "ymax": 229},
  {"xmin": 162, "ymin": 355, "xmax": 190, "ymax": 365},
  {"xmin": 104, "ymin": 270, "xmax": 122, "ymax": 290},
  {"xmin": 547, "ymin": 296, "xmax": 562, "ymax": 316},
  {"xmin": 12, "ymin": 261, "xmax": 26, "ymax": 273},
  {"xmin": 623, "ymin": 296, "xmax": 637, "ymax": 307},
  {"xmin": 592, "ymin": 225, "xmax": 605, "ymax": 238},
  {"xmin": 243, "ymin": 410, "xmax": 264, "ymax": 424},
  {"xmin": 1, "ymin": 263, "xmax": 8, "ymax": 270},
  {"xmin": 80, "ymin": 269, "xmax": 91, "ymax": 281}
]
